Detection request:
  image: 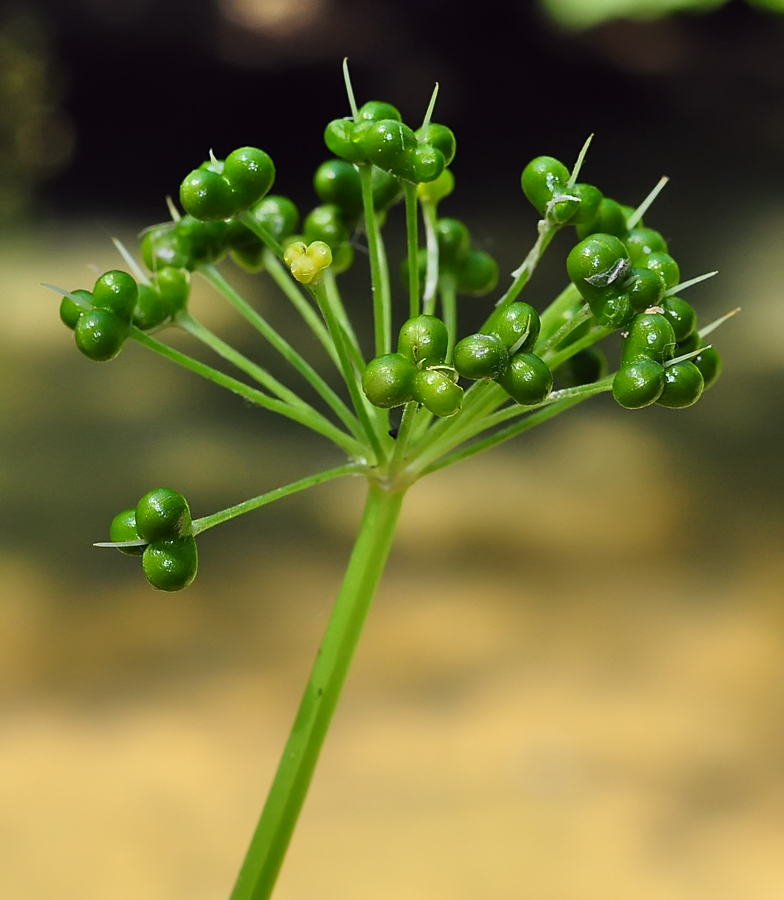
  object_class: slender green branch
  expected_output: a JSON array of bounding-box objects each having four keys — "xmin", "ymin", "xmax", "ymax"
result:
[
  {"xmin": 358, "ymin": 164, "xmax": 392, "ymax": 356},
  {"xmin": 421, "ymin": 199, "xmax": 440, "ymax": 316},
  {"xmin": 419, "ymin": 379, "xmax": 613, "ymax": 477},
  {"xmin": 238, "ymin": 211, "xmax": 284, "ymax": 259},
  {"xmin": 404, "ymin": 182, "xmax": 420, "ymax": 318},
  {"xmin": 388, "ymin": 401, "xmax": 419, "ymax": 473},
  {"xmin": 535, "ymin": 303, "xmax": 591, "ymax": 358},
  {"xmin": 192, "ymin": 464, "xmax": 362, "ymax": 535},
  {"xmin": 323, "ymin": 268, "xmax": 365, "ymax": 372},
  {"xmin": 198, "ymin": 263, "xmax": 362, "ymax": 440},
  {"xmin": 440, "ymin": 278, "xmax": 457, "ymax": 362},
  {"xmin": 543, "ymin": 324, "xmax": 613, "ymax": 370},
  {"xmin": 311, "ymin": 281, "xmax": 387, "ymax": 465},
  {"xmin": 494, "ymin": 220, "xmax": 559, "ymax": 311},
  {"xmin": 262, "ymin": 250, "xmax": 340, "ymax": 369},
  {"xmin": 538, "ymin": 282, "xmax": 582, "ymax": 341},
  {"xmin": 129, "ymin": 328, "xmax": 366, "ymax": 458},
  {"xmin": 230, "ymin": 481, "xmax": 406, "ymax": 900}
]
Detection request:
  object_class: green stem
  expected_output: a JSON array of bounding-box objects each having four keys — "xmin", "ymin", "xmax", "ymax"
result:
[
  {"xmin": 419, "ymin": 380, "xmax": 613, "ymax": 476},
  {"xmin": 198, "ymin": 263, "xmax": 361, "ymax": 441},
  {"xmin": 493, "ymin": 220, "xmax": 559, "ymax": 311},
  {"xmin": 421, "ymin": 199, "xmax": 439, "ymax": 316},
  {"xmin": 534, "ymin": 303, "xmax": 591, "ymax": 358},
  {"xmin": 538, "ymin": 283, "xmax": 582, "ymax": 342},
  {"xmin": 440, "ymin": 279, "xmax": 457, "ymax": 363},
  {"xmin": 238, "ymin": 211, "xmax": 285, "ymax": 259},
  {"xmin": 323, "ymin": 268, "xmax": 365, "ymax": 372},
  {"xmin": 543, "ymin": 325, "xmax": 613, "ymax": 370},
  {"xmin": 261, "ymin": 250, "xmax": 341, "ymax": 369},
  {"xmin": 311, "ymin": 282, "xmax": 387, "ymax": 466},
  {"xmin": 129, "ymin": 328, "xmax": 365, "ymax": 459},
  {"xmin": 230, "ymin": 480, "xmax": 406, "ymax": 900},
  {"xmin": 358, "ymin": 164, "xmax": 391, "ymax": 356},
  {"xmin": 404, "ymin": 182, "xmax": 420, "ymax": 318},
  {"xmin": 388, "ymin": 400, "xmax": 418, "ymax": 473},
  {"xmin": 192, "ymin": 464, "xmax": 362, "ymax": 535}
]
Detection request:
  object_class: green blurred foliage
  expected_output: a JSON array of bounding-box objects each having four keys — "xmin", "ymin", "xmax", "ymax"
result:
[{"xmin": 542, "ymin": 0, "xmax": 784, "ymax": 29}]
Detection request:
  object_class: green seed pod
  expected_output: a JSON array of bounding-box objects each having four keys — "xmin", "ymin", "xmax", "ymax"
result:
[
  {"xmin": 657, "ymin": 361, "xmax": 704, "ymax": 409},
  {"xmin": 330, "ymin": 241, "xmax": 355, "ymax": 275},
  {"xmin": 222, "ymin": 146, "xmax": 275, "ymax": 210},
  {"xmin": 135, "ymin": 487, "xmax": 192, "ymax": 543},
  {"xmin": 660, "ymin": 295, "xmax": 696, "ymax": 343},
  {"xmin": 60, "ymin": 289, "xmax": 92, "ymax": 330},
  {"xmin": 358, "ymin": 119, "xmax": 418, "ymax": 179},
  {"xmin": 567, "ymin": 233, "xmax": 631, "ymax": 303},
  {"xmin": 398, "ymin": 314, "xmax": 449, "ymax": 368},
  {"xmin": 521, "ymin": 156, "xmax": 570, "ymax": 215},
  {"xmin": 556, "ymin": 347, "xmax": 608, "ymax": 388},
  {"xmin": 568, "ymin": 183, "xmax": 603, "ymax": 225},
  {"xmin": 180, "ymin": 166, "xmax": 236, "ymax": 221},
  {"xmin": 453, "ymin": 333, "xmax": 510, "ymax": 380},
  {"xmin": 74, "ymin": 309, "xmax": 129, "ymax": 361},
  {"xmin": 612, "ymin": 360, "xmax": 665, "ymax": 409},
  {"xmin": 626, "ymin": 266, "xmax": 666, "ymax": 312},
  {"xmin": 110, "ymin": 508, "xmax": 145, "ymax": 556},
  {"xmin": 324, "ymin": 118, "xmax": 367, "ymax": 163},
  {"xmin": 693, "ymin": 345, "xmax": 722, "ymax": 390},
  {"xmin": 408, "ymin": 142, "xmax": 445, "ymax": 183},
  {"xmin": 437, "ymin": 218, "xmax": 471, "ymax": 271},
  {"xmin": 141, "ymin": 223, "xmax": 193, "ymax": 272},
  {"xmin": 92, "ymin": 270, "xmax": 138, "ymax": 322},
  {"xmin": 621, "ymin": 312, "xmax": 677, "ymax": 365},
  {"xmin": 152, "ymin": 267, "xmax": 190, "ymax": 315},
  {"xmin": 251, "ymin": 195, "xmax": 300, "ymax": 241},
  {"xmin": 624, "ymin": 227, "xmax": 668, "ymax": 263},
  {"xmin": 642, "ymin": 251, "xmax": 680, "ymax": 289},
  {"xmin": 417, "ymin": 123, "xmax": 456, "ymax": 166},
  {"xmin": 143, "ymin": 536, "xmax": 198, "ymax": 592},
  {"xmin": 357, "ymin": 101, "xmax": 402, "ymax": 123},
  {"xmin": 314, "ymin": 159, "xmax": 363, "ymax": 218},
  {"xmin": 417, "ymin": 168, "xmax": 454, "ymax": 205},
  {"xmin": 303, "ymin": 204, "xmax": 352, "ymax": 249},
  {"xmin": 413, "ymin": 368, "xmax": 463, "ymax": 417},
  {"xmin": 362, "ymin": 353, "xmax": 417, "ymax": 408},
  {"xmin": 370, "ymin": 166, "xmax": 403, "ymax": 211},
  {"xmin": 498, "ymin": 353, "xmax": 553, "ymax": 406},
  {"xmin": 482, "ymin": 301, "xmax": 540, "ymax": 352},
  {"xmin": 576, "ymin": 197, "xmax": 629, "ymax": 240},
  {"xmin": 133, "ymin": 283, "xmax": 170, "ymax": 330},
  {"xmin": 456, "ymin": 249, "xmax": 499, "ymax": 296},
  {"xmin": 175, "ymin": 215, "xmax": 230, "ymax": 265}
]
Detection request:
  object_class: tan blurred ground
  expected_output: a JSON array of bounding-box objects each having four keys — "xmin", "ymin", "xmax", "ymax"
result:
[{"xmin": 1, "ymin": 225, "xmax": 783, "ymax": 900}]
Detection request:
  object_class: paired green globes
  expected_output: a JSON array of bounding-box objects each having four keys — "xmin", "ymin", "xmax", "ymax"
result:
[
  {"xmin": 59, "ymin": 268, "xmax": 192, "ymax": 360},
  {"xmin": 180, "ymin": 147, "xmax": 275, "ymax": 222},
  {"xmin": 521, "ymin": 156, "xmax": 602, "ymax": 226},
  {"xmin": 109, "ymin": 488, "xmax": 198, "ymax": 591}
]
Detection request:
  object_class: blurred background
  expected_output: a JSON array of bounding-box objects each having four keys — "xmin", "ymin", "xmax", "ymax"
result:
[{"xmin": 2, "ymin": 0, "xmax": 784, "ymax": 897}]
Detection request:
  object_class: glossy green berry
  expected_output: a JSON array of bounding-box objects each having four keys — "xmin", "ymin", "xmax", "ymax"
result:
[
  {"xmin": 304, "ymin": 204, "xmax": 352, "ymax": 249},
  {"xmin": 222, "ymin": 146, "xmax": 275, "ymax": 210},
  {"xmin": 110, "ymin": 509, "xmax": 145, "ymax": 556},
  {"xmin": 521, "ymin": 156, "xmax": 570, "ymax": 214},
  {"xmin": 693, "ymin": 345, "xmax": 722, "ymax": 390},
  {"xmin": 626, "ymin": 266, "xmax": 666, "ymax": 312},
  {"xmin": 482, "ymin": 302, "xmax": 540, "ymax": 353},
  {"xmin": 612, "ymin": 359, "xmax": 665, "ymax": 409},
  {"xmin": 642, "ymin": 252, "xmax": 680, "ymax": 289},
  {"xmin": 60, "ymin": 289, "xmax": 92, "ymax": 330},
  {"xmin": 624, "ymin": 227, "xmax": 667, "ymax": 263},
  {"xmin": 180, "ymin": 166, "xmax": 236, "ymax": 221},
  {"xmin": 576, "ymin": 197, "xmax": 628, "ymax": 240},
  {"xmin": 152, "ymin": 267, "xmax": 190, "ymax": 315},
  {"xmin": 498, "ymin": 353, "xmax": 553, "ymax": 406},
  {"xmin": 141, "ymin": 223, "xmax": 192, "ymax": 272},
  {"xmin": 660, "ymin": 296, "xmax": 696, "ymax": 343},
  {"xmin": 453, "ymin": 333, "xmax": 510, "ymax": 380},
  {"xmin": 417, "ymin": 168, "xmax": 454, "ymax": 205},
  {"xmin": 329, "ymin": 241, "xmax": 354, "ymax": 275},
  {"xmin": 456, "ymin": 250, "xmax": 498, "ymax": 296},
  {"xmin": 398, "ymin": 315, "xmax": 449, "ymax": 368},
  {"xmin": 568, "ymin": 183, "xmax": 603, "ymax": 225},
  {"xmin": 362, "ymin": 353, "xmax": 417, "ymax": 408},
  {"xmin": 143, "ymin": 536, "xmax": 198, "ymax": 592},
  {"xmin": 656, "ymin": 361, "xmax": 704, "ymax": 409},
  {"xmin": 556, "ymin": 347, "xmax": 608, "ymax": 387},
  {"xmin": 413, "ymin": 368, "xmax": 463, "ymax": 417},
  {"xmin": 135, "ymin": 487, "xmax": 191, "ymax": 543},
  {"xmin": 133, "ymin": 283, "xmax": 170, "ymax": 330},
  {"xmin": 92, "ymin": 270, "xmax": 138, "ymax": 322},
  {"xmin": 252, "ymin": 195, "xmax": 300, "ymax": 240},
  {"xmin": 314, "ymin": 159, "xmax": 363, "ymax": 217},
  {"xmin": 437, "ymin": 218, "xmax": 470, "ymax": 270},
  {"xmin": 621, "ymin": 312, "xmax": 676, "ymax": 365},
  {"xmin": 409, "ymin": 143, "xmax": 445, "ymax": 183},
  {"xmin": 358, "ymin": 119, "xmax": 418, "ymax": 178},
  {"xmin": 416, "ymin": 123, "xmax": 456, "ymax": 167},
  {"xmin": 74, "ymin": 309, "xmax": 129, "ymax": 361},
  {"xmin": 567, "ymin": 234, "xmax": 631, "ymax": 301}
]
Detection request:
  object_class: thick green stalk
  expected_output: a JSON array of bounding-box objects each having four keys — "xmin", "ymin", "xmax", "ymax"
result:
[{"xmin": 230, "ymin": 480, "xmax": 406, "ymax": 900}]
